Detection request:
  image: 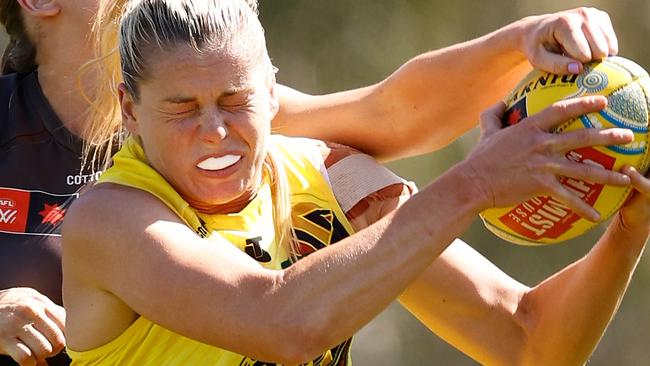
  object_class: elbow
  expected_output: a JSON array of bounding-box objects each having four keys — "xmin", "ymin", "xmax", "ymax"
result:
[
  {"xmin": 258, "ymin": 273, "xmax": 342, "ymax": 364},
  {"xmin": 511, "ymin": 292, "xmax": 590, "ymax": 366},
  {"xmin": 269, "ymin": 314, "xmax": 340, "ymax": 365}
]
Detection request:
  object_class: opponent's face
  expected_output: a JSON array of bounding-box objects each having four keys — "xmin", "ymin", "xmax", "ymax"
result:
[{"xmin": 120, "ymin": 44, "xmax": 278, "ymax": 213}]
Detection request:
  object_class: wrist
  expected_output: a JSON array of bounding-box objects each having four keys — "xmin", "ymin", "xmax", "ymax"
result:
[
  {"xmin": 490, "ymin": 16, "xmax": 532, "ymax": 66},
  {"xmin": 437, "ymin": 161, "xmax": 493, "ymax": 215},
  {"xmin": 604, "ymin": 213, "xmax": 649, "ymax": 261}
]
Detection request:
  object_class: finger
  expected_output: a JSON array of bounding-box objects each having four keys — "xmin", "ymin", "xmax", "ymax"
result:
[
  {"xmin": 31, "ymin": 312, "xmax": 65, "ymax": 355},
  {"xmin": 553, "ymin": 14, "xmax": 593, "ymax": 62},
  {"xmin": 594, "ymin": 10, "xmax": 618, "ymax": 55},
  {"xmin": 530, "ymin": 96, "xmax": 607, "ymax": 131},
  {"xmin": 1, "ymin": 339, "xmax": 36, "ymax": 366},
  {"xmin": 549, "ymin": 127, "xmax": 634, "ymax": 152},
  {"xmin": 42, "ymin": 301, "xmax": 65, "ymax": 333},
  {"xmin": 17, "ymin": 325, "xmax": 52, "ymax": 362},
  {"xmin": 530, "ymin": 46, "xmax": 584, "ymax": 75},
  {"xmin": 622, "ymin": 166, "xmax": 650, "ymax": 196},
  {"xmin": 479, "ymin": 101, "xmax": 506, "ymax": 136},
  {"xmin": 551, "ymin": 182, "xmax": 601, "ymax": 222},
  {"xmin": 581, "ymin": 21, "xmax": 610, "ymax": 60},
  {"xmin": 550, "ymin": 161, "xmax": 630, "ymax": 187}
]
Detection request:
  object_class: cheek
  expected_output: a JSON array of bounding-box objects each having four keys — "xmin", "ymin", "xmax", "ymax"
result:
[{"xmin": 139, "ymin": 125, "xmax": 188, "ymax": 171}]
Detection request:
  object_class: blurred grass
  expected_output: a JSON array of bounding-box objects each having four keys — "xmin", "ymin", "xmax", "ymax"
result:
[{"xmin": 2, "ymin": 0, "xmax": 650, "ymax": 364}]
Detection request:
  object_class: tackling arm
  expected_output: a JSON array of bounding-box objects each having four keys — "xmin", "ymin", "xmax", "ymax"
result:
[{"xmin": 273, "ymin": 7, "xmax": 617, "ymax": 162}]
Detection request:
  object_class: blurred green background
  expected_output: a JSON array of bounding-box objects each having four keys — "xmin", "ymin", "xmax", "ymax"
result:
[{"xmin": 3, "ymin": 0, "xmax": 650, "ymax": 364}]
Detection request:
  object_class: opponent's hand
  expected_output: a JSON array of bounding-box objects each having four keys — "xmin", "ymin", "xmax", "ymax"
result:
[
  {"xmin": 518, "ymin": 7, "xmax": 617, "ymax": 74},
  {"xmin": 0, "ymin": 288, "xmax": 66, "ymax": 366},
  {"xmin": 464, "ymin": 96, "xmax": 632, "ymax": 221}
]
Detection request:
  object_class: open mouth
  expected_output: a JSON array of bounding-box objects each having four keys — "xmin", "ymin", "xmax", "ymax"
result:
[{"xmin": 196, "ymin": 155, "xmax": 242, "ymax": 171}]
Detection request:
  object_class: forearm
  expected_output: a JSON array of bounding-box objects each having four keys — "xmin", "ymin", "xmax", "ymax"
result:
[
  {"xmin": 269, "ymin": 163, "xmax": 483, "ymax": 360},
  {"xmin": 274, "ymin": 20, "xmax": 531, "ymax": 161},
  {"xmin": 374, "ymin": 20, "xmax": 531, "ymax": 159},
  {"xmin": 518, "ymin": 215, "xmax": 648, "ymax": 365}
]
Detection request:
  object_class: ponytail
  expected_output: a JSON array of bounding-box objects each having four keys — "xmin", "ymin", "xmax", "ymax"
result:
[{"xmin": 0, "ymin": 1, "xmax": 37, "ymax": 74}]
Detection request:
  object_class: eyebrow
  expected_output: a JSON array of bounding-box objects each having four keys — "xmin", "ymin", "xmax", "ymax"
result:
[
  {"xmin": 162, "ymin": 87, "xmax": 254, "ymax": 104},
  {"xmin": 163, "ymin": 96, "xmax": 196, "ymax": 104}
]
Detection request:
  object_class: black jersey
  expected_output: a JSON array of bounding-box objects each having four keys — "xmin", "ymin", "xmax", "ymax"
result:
[{"xmin": 0, "ymin": 71, "xmax": 96, "ymax": 366}]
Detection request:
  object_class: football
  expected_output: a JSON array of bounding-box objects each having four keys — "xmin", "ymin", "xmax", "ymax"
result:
[{"xmin": 480, "ymin": 56, "xmax": 650, "ymax": 245}]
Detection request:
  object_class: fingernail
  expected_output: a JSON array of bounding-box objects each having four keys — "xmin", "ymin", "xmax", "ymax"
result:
[
  {"xmin": 590, "ymin": 211, "xmax": 601, "ymax": 222},
  {"xmin": 620, "ymin": 174, "xmax": 631, "ymax": 185},
  {"xmin": 568, "ymin": 63, "xmax": 581, "ymax": 74}
]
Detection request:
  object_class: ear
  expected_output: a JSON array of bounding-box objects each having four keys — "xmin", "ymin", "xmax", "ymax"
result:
[
  {"xmin": 267, "ymin": 71, "xmax": 279, "ymax": 118},
  {"xmin": 17, "ymin": 0, "xmax": 61, "ymax": 18},
  {"xmin": 118, "ymin": 83, "xmax": 139, "ymax": 135}
]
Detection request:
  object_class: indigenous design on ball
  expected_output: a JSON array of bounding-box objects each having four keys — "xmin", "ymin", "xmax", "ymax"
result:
[
  {"xmin": 575, "ymin": 69, "xmax": 608, "ymax": 94},
  {"xmin": 481, "ymin": 56, "xmax": 650, "ymax": 245}
]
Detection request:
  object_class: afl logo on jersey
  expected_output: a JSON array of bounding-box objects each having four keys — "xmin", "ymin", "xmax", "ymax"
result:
[
  {"xmin": 0, "ymin": 198, "xmax": 15, "ymax": 208},
  {"xmin": 0, "ymin": 189, "xmax": 28, "ymax": 231},
  {"xmin": 0, "ymin": 187, "xmax": 77, "ymax": 236},
  {"xmin": 0, "ymin": 198, "xmax": 18, "ymax": 225}
]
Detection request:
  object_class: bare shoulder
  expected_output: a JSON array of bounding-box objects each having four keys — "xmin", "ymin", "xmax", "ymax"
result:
[
  {"xmin": 65, "ymin": 183, "xmax": 164, "ymax": 238},
  {"xmin": 62, "ymin": 183, "xmax": 182, "ymax": 268}
]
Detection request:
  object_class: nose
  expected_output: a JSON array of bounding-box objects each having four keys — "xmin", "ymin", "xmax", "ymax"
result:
[{"xmin": 199, "ymin": 109, "xmax": 228, "ymax": 143}]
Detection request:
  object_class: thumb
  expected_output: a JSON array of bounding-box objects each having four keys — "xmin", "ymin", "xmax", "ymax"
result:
[{"xmin": 479, "ymin": 101, "xmax": 507, "ymax": 137}]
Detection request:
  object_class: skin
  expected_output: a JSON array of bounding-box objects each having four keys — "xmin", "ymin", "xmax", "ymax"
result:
[
  {"xmin": 0, "ymin": 1, "xmax": 628, "ymax": 364},
  {"xmin": 122, "ymin": 47, "xmax": 277, "ymax": 214},
  {"xmin": 62, "ymin": 22, "xmax": 646, "ymax": 366},
  {"xmin": 273, "ymin": 8, "xmax": 618, "ymax": 161}
]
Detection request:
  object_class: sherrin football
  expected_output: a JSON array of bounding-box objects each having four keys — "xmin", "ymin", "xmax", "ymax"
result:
[{"xmin": 480, "ymin": 56, "xmax": 650, "ymax": 245}]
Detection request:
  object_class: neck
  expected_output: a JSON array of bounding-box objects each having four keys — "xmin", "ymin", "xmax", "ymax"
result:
[
  {"xmin": 35, "ymin": 28, "xmax": 97, "ymax": 138},
  {"xmin": 188, "ymin": 173, "xmax": 265, "ymax": 215},
  {"xmin": 189, "ymin": 188, "xmax": 259, "ymax": 215}
]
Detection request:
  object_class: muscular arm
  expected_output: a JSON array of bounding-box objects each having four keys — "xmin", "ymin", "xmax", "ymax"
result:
[
  {"xmin": 273, "ymin": 31, "xmax": 531, "ymax": 161},
  {"xmin": 62, "ymin": 164, "xmax": 479, "ymax": 365},
  {"xmin": 273, "ymin": 8, "xmax": 617, "ymax": 161},
  {"xmin": 344, "ymin": 162, "xmax": 645, "ymax": 365},
  {"xmin": 399, "ymin": 213, "xmax": 646, "ymax": 366},
  {"xmin": 339, "ymin": 120, "xmax": 643, "ymax": 364}
]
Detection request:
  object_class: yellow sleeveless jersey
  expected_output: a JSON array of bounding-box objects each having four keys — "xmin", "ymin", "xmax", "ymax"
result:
[{"xmin": 68, "ymin": 135, "xmax": 357, "ymax": 366}]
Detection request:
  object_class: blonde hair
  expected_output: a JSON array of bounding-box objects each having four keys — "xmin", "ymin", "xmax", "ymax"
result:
[
  {"xmin": 85, "ymin": 0, "xmax": 298, "ymax": 259},
  {"xmin": 81, "ymin": 0, "xmax": 259, "ymax": 170},
  {"xmin": 79, "ymin": 0, "xmax": 127, "ymax": 172}
]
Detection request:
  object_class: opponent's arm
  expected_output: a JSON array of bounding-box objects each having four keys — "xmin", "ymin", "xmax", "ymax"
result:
[{"xmin": 273, "ymin": 7, "xmax": 617, "ymax": 161}]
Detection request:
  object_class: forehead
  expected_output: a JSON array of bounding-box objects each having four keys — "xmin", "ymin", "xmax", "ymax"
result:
[{"xmin": 139, "ymin": 44, "xmax": 267, "ymax": 97}]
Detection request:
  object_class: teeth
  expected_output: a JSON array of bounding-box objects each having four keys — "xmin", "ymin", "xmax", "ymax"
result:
[{"xmin": 197, "ymin": 155, "xmax": 241, "ymax": 171}]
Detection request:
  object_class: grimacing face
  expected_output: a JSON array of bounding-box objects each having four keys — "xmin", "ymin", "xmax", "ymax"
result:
[{"xmin": 119, "ymin": 43, "xmax": 279, "ymax": 213}]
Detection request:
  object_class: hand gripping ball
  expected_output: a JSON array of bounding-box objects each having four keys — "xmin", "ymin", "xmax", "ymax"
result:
[{"xmin": 480, "ymin": 56, "xmax": 650, "ymax": 245}]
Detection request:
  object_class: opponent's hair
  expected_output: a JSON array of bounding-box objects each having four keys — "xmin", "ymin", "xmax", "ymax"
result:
[
  {"xmin": 0, "ymin": 1, "xmax": 37, "ymax": 74},
  {"xmin": 87, "ymin": 0, "xmax": 298, "ymax": 258}
]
